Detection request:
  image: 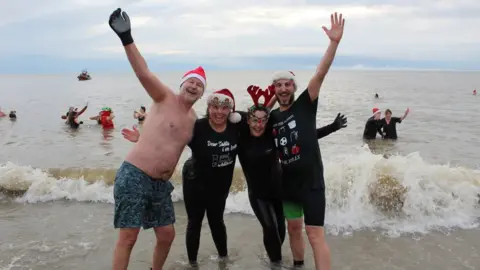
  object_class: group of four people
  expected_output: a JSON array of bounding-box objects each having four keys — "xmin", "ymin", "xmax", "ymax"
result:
[{"xmin": 108, "ymin": 7, "xmax": 346, "ymax": 270}]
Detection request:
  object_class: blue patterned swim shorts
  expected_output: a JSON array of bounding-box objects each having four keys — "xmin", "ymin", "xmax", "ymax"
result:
[{"xmin": 113, "ymin": 161, "xmax": 175, "ymax": 229}]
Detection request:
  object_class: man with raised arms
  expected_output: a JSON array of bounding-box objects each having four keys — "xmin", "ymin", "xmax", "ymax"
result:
[
  {"xmin": 108, "ymin": 8, "xmax": 206, "ymax": 270},
  {"xmin": 269, "ymin": 12, "xmax": 345, "ymax": 270}
]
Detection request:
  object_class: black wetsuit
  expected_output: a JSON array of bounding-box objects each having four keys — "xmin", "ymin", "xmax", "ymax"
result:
[
  {"xmin": 363, "ymin": 116, "xmax": 383, "ymax": 140},
  {"xmin": 237, "ymin": 113, "xmax": 285, "ymax": 263},
  {"xmin": 183, "ymin": 118, "xmax": 239, "ymax": 264},
  {"xmin": 380, "ymin": 117, "xmax": 402, "ymax": 139}
]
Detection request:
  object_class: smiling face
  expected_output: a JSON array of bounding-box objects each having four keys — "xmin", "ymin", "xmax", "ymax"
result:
[
  {"xmin": 274, "ymin": 79, "xmax": 296, "ymax": 108},
  {"xmin": 208, "ymin": 103, "xmax": 230, "ymax": 126},
  {"xmin": 248, "ymin": 109, "xmax": 268, "ymax": 137},
  {"xmin": 180, "ymin": 77, "xmax": 204, "ymax": 104},
  {"xmin": 385, "ymin": 109, "xmax": 392, "ymax": 121}
]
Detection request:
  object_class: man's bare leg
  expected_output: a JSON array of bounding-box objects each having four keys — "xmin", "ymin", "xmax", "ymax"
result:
[
  {"xmin": 112, "ymin": 228, "xmax": 140, "ymax": 270},
  {"xmin": 152, "ymin": 225, "xmax": 175, "ymax": 270},
  {"xmin": 306, "ymin": 226, "xmax": 331, "ymax": 270},
  {"xmin": 287, "ymin": 219, "xmax": 305, "ymax": 264}
]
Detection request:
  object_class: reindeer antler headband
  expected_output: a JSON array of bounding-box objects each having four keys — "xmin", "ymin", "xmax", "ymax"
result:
[{"xmin": 246, "ymin": 85, "xmax": 275, "ymax": 108}]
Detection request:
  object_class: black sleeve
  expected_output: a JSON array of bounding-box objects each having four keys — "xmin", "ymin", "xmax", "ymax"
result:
[
  {"xmin": 376, "ymin": 120, "xmax": 384, "ymax": 137},
  {"xmin": 182, "ymin": 157, "xmax": 196, "ymax": 182},
  {"xmin": 188, "ymin": 119, "xmax": 201, "ymax": 149},
  {"xmin": 393, "ymin": 117, "xmax": 402, "ymax": 123},
  {"xmin": 316, "ymin": 124, "xmax": 336, "ymax": 139},
  {"xmin": 295, "ymin": 88, "xmax": 318, "ymax": 115}
]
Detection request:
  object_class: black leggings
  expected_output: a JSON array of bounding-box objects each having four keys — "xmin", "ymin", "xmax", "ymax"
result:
[
  {"xmin": 183, "ymin": 185, "xmax": 228, "ymax": 263},
  {"xmin": 249, "ymin": 194, "xmax": 286, "ymax": 263}
]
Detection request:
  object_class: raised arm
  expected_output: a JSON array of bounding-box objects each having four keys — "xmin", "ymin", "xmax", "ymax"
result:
[
  {"xmin": 307, "ymin": 12, "xmax": 345, "ymax": 101},
  {"xmin": 317, "ymin": 113, "xmax": 347, "ymax": 139},
  {"xmin": 109, "ymin": 8, "xmax": 171, "ymax": 103},
  {"xmin": 400, "ymin": 108, "xmax": 410, "ymax": 121},
  {"xmin": 316, "ymin": 125, "xmax": 335, "ymax": 139},
  {"xmin": 76, "ymin": 103, "xmax": 88, "ymax": 116}
]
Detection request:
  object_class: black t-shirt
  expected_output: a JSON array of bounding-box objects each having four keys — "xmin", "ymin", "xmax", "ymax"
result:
[
  {"xmin": 380, "ymin": 117, "xmax": 402, "ymax": 139},
  {"xmin": 363, "ymin": 117, "xmax": 383, "ymax": 139},
  {"xmin": 270, "ymin": 89, "xmax": 324, "ymax": 203},
  {"xmin": 237, "ymin": 113, "xmax": 281, "ymax": 200},
  {"xmin": 187, "ymin": 118, "xmax": 239, "ymax": 196}
]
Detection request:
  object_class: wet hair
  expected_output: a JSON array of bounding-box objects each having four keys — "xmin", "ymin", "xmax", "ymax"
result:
[
  {"xmin": 140, "ymin": 106, "xmax": 146, "ymax": 112},
  {"xmin": 385, "ymin": 109, "xmax": 392, "ymax": 115}
]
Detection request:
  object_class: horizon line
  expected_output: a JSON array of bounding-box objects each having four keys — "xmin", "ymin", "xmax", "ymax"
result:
[{"xmin": 1, "ymin": 67, "xmax": 480, "ymax": 75}]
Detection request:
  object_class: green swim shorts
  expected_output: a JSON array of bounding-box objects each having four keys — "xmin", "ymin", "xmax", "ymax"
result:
[
  {"xmin": 282, "ymin": 201, "xmax": 304, "ymax": 220},
  {"xmin": 281, "ymin": 188, "xmax": 326, "ymax": 226}
]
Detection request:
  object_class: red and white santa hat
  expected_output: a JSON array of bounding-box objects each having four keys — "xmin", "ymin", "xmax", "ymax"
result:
[
  {"xmin": 271, "ymin": 71, "xmax": 298, "ymax": 90},
  {"xmin": 372, "ymin": 107, "xmax": 381, "ymax": 117},
  {"xmin": 180, "ymin": 66, "xmax": 206, "ymax": 88},
  {"xmin": 207, "ymin": 88, "xmax": 242, "ymax": 123}
]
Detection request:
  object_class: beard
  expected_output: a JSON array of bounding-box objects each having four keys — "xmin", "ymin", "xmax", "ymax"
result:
[{"xmin": 277, "ymin": 93, "xmax": 295, "ymax": 106}]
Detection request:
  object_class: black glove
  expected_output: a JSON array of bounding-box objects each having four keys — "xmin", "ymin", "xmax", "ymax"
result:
[
  {"xmin": 109, "ymin": 8, "xmax": 134, "ymax": 46},
  {"xmin": 332, "ymin": 113, "xmax": 347, "ymax": 131},
  {"xmin": 182, "ymin": 157, "xmax": 196, "ymax": 181}
]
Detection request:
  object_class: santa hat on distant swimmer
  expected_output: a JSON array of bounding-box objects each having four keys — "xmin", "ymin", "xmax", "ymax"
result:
[
  {"xmin": 180, "ymin": 66, "xmax": 206, "ymax": 88},
  {"xmin": 207, "ymin": 89, "xmax": 242, "ymax": 123},
  {"xmin": 372, "ymin": 107, "xmax": 381, "ymax": 117},
  {"xmin": 271, "ymin": 71, "xmax": 298, "ymax": 90}
]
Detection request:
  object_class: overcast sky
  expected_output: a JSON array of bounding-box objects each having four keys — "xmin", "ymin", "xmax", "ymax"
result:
[{"xmin": 0, "ymin": 0, "xmax": 478, "ymax": 72}]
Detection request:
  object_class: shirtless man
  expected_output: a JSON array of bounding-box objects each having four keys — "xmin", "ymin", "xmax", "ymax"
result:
[{"xmin": 108, "ymin": 8, "xmax": 206, "ymax": 270}]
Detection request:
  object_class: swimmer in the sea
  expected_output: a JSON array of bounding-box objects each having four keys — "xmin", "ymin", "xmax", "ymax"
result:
[
  {"xmin": 379, "ymin": 108, "xmax": 409, "ymax": 139},
  {"xmin": 89, "ymin": 107, "xmax": 115, "ymax": 129},
  {"xmin": 474, "ymin": 89, "xmax": 477, "ymax": 95},
  {"xmin": 0, "ymin": 107, "xmax": 5, "ymax": 117},
  {"xmin": 66, "ymin": 110, "xmax": 84, "ymax": 129},
  {"xmin": 375, "ymin": 93, "xmax": 379, "ymax": 99},
  {"xmin": 133, "ymin": 106, "xmax": 147, "ymax": 123},
  {"xmin": 363, "ymin": 107, "xmax": 384, "ymax": 140},
  {"xmin": 108, "ymin": 8, "xmax": 205, "ymax": 270},
  {"xmin": 8, "ymin": 110, "xmax": 16, "ymax": 120},
  {"xmin": 61, "ymin": 103, "xmax": 88, "ymax": 122}
]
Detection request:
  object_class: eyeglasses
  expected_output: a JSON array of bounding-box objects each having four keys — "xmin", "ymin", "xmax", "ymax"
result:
[{"xmin": 249, "ymin": 116, "xmax": 268, "ymax": 124}]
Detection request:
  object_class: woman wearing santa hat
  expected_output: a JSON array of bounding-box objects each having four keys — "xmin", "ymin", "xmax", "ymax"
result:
[{"xmin": 122, "ymin": 88, "xmax": 242, "ymax": 266}]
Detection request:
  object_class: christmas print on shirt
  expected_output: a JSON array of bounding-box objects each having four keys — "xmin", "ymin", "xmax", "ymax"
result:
[
  {"xmin": 272, "ymin": 114, "xmax": 301, "ymax": 165},
  {"xmin": 207, "ymin": 140, "xmax": 237, "ymax": 167}
]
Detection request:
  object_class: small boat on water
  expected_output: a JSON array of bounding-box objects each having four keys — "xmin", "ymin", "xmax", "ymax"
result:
[{"xmin": 77, "ymin": 69, "xmax": 91, "ymax": 81}]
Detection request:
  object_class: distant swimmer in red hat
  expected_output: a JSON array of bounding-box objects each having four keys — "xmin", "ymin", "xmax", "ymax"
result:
[
  {"xmin": 474, "ymin": 89, "xmax": 477, "ymax": 95},
  {"xmin": 363, "ymin": 107, "xmax": 384, "ymax": 140}
]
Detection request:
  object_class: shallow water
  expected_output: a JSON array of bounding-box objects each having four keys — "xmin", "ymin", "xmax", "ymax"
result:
[{"xmin": 1, "ymin": 70, "xmax": 480, "ymax": 269}]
